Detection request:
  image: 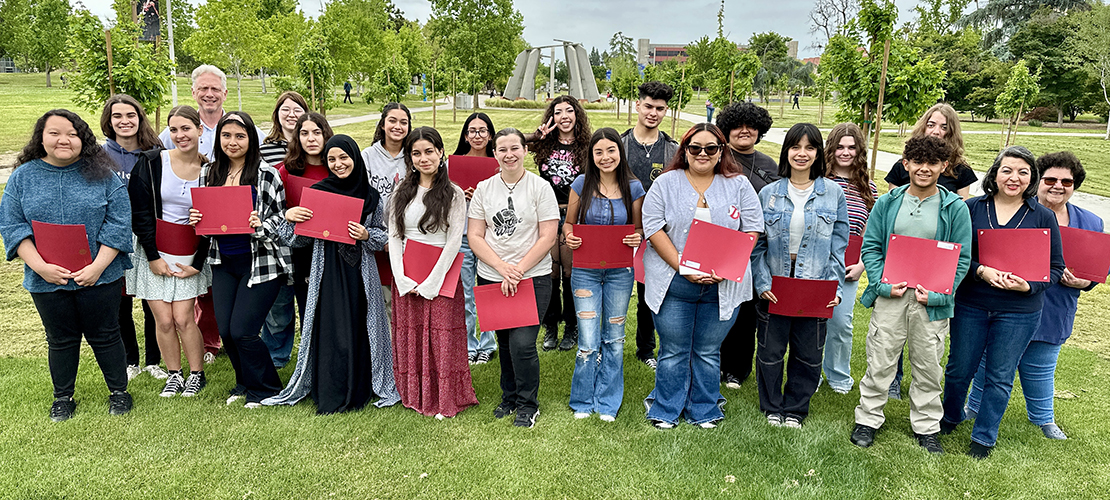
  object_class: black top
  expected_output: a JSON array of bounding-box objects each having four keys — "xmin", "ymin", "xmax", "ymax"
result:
[
  {"xmin": 128, "ymin": 149, "xmax": 170, "ymax": 262},
  {"xmin": 730, "ymin": 149, "xmax": 780, "ymax": 193},
  {"xmin": 537, "ymin": 142, "xmax": 581, "ymax": 205},
  {"xmin": 885, "ymin": 161, "xmax": 978, "ymax": 192},
  {"xmin": 622, "ymin": 129, "xmax": 678, "ymax": 192}
]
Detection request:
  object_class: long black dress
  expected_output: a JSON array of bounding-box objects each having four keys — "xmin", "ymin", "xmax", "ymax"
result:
[{"xmin": 310, "ymin": 241, "xmax": 374, "ymax": 414}]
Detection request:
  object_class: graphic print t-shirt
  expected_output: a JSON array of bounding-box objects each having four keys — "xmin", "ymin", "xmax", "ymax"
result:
[
  {"xmin": 538, "ymin": 143, "xmax": 580, "ymax": 204},
  {"xmin": 468, "ymin": 171, "xmax": 560, "ymax": 281}
]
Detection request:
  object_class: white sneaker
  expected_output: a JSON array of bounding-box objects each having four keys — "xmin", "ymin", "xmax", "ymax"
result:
[
  {"xmin": 698, "ymin": 421, "xmax": 719, "ymax": 429},
  {"xmin": 226, "ymin": 394, "xmax": 243, "ymax": 405},
  {"xmin": 126, "ymin": 365, "xmax": 142, "ymax": 381},
  {"xmin": 143, "ymin": 365, "xmax": 169, "ymax": 380},
  {"xmin": 244, "ymin": 402, "xmax": 262, "ymax": 409},
  {"xmin": 599, "ymin": 415, "xmax": 616, "ymax": 423},
  {"xmin": 782, "ymin": 416, "xmax": 803, "ymax": 429},
  {"xmin": 573, "ymin": 412, "xmax": 590, "ymax": 419},
  {"xmin": 203, "ymin": 352, "xmax": 216, "ymax": 365}
]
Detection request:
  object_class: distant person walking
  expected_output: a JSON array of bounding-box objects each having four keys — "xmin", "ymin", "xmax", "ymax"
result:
[
  {"xmin": 343, "ymin": 81, "xmax": 354, "ymax": 104},
  {"xmin": 706, "ymin": 99, "xmax": 715, "ymax": 122},
  {"xmin": 792, "ymin": 93, "xmax": 800, "ymax": 110}
]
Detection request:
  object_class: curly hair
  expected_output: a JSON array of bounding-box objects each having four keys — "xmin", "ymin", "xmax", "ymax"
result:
[
  {"xmin": 372, "ymin": 102, "xmax": 412, "ymax": 146},
  {"xmin": 981, "ymin": 145, "xmax": 1038, "ymax": 199},
  {"xmin": 394, "ymin": 126, "xmax": 456, "ymax": 236},
  {"xmin": 1036, "ymin": 151, "xmax": 1085, "ymax": 190},
  {"xmin": 283, "ymin": 112, "xmax": 333, "ymax": 175},
  {"xmin": 825, "ymin": 123, "xmax": 875, "ymax": 210},
  {"xmin": 532, "ymin": 95, "xmax": 591, "ymax": 173},
  {"xmin": 715, "ymin": 102, "xmax": 773, "ymax": 144},
  {"xmin": 100, "ymin": 94, "xmax": 161, "ymax": 151},
  {"xmin": 663, "ymin": 123, "xmax": 742, "ymax": 178},
  {"xmin": 910, "ymin": 103, "xmax": 967, "ymax": 177},
  {"xmin": 18, "ymin": 109, "xmax": 116, "ymax": 181},
  {"xmin": 902, "ymin": 135, "xmax": 951, "ymax": 166}
]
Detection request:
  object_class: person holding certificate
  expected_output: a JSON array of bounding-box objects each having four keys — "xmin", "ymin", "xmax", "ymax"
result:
[
  {"xmin": 1, "ymin": 110, "xmax": 135, "ymax": 421},
  {"xmin": 562, "ymin": 128, "xmax": 645, "ymax": 422},
  {"xmin": 750, "ymin": 123, "xmax": 849, "ymax": 429},
  {"xmin": 265, "ymin": 134, "xmax": 400, "ymax": 414},
  {"xmin": 468, "ymin": 128, "xmax": 560, "ymax": 428},
  {"xmin": 640, "ymin": 123, "xmax": 762, "ymax": 429},
  {"xmin": 849, "ymin": 136, "xmax": 972, "ymax": 454},
  {"xmin": 941, "ymin": 146, "xmax": 1065, "ymax": 459},
  {"xmin": 387, "ymin": 126, "xmax": 477, "ymax": 417},
  {"xmin": 964, "ymin": 151, "xmax": 1100, "ymax": 441},
  {"xmin": 127, "ymin": 106, "xmax": 212, "ymax": 398},
  {"xmin": 452, "ymin": 112, "xmax": 498, "ymax": 365},
  {"xmin": 189, "ymin": 112, "xmax": 291, "ymax": 408}
]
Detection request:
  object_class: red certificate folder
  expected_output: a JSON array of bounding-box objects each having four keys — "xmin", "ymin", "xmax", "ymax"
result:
[
  {"xmin": 295, "ymin": 189, "xmax": 363, "ymax": 245},
  {"xmin": 156, "ymin": 219, "xmax": 198, "ymax": 255},
  {"xmin": 402, "ymin": 240, "xmax": 464, "ymax": 298},
  {"xmin": 191, "ymin": 186, "xmax": 254, "ymax": 235},
  {"xmin": 768, "ymin": 276, "xmax": 838, "ymax": 319},
  {"xmin": 573, "ymin": 224, "xmax": 635, "ymax": 269},
  {"xmin": 977, "ymin": 228, "xmax": 1051, "ymax": 282},
  {"xmin": 845, "ymin": 234, "xmax": 863, "ymax": 267},
  {"xmin": 31, "ymin": 221, "xmax": 91, "ymax": 272},
  {"xmin": 474, "ymin": 277, "xmax": 539, "ymax": 331},
  {"xmin": 284, "ymin": 174, "xmax": 317, "ymax": 208},
  {"xmin": 679, "ymin": 219, "xmax": 756, "ymax": 282},
  {"xmin": 1059, "ymin": 226, "xmax": 1110, "ymax": 283},
  {"xmin": 634, "ymin": 240, "xmax": 646, "ymax": 284},
  {"xmin": 448, "ymin": 155, "xmax": 499, "ymax": 191},
  {"xmin": 881, "ymin": 234, "xmax": 962, "ymax": 294}
]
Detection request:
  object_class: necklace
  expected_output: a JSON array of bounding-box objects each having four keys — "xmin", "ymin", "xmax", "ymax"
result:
[
  {"xmin": 227, "ymin": 166, "xmax": 244, "ymax": 184},
  {"xmin": 500, "ymin": 170, "xmax": 525, "ymax": 195},
  {"xmin": 637, "ymin": 131, "xmax": 658, "ymax": 159},
  {"xmin": 685, "ymin": 170, "xmax": 712, "ymax": 206},
  {"xmin": 987, "ymin": 197, "xmax": 1029, "ymax": 229}
]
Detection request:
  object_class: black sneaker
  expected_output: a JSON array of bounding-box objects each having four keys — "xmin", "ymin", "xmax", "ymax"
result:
[
  {"xmin": 160, "ymin": 372, "xmax": 185, "ymax": 397},
  {"xmin": 558, "ymin": 328, "xmax": 577, "ymax": 351},
  {"xmin": 474, "ymin": 351, "xmax": 493, "ymax": 365},
  {"xmin": 50, "ymin": 397, "xmax": 76, "ymax": 422},
  {"xmin": 513, "ymin": 408, "xmax": 539, "ymax": 428},
  {"xmin": 541, "ymin": 326, "xmax": 558, "ymax": 351},
  {"xmin": 181, "ymin": 372, "xmax": 207, "ymax": 397},
  {"xmin": 916, "ymin": 433, "xmax": 943, "ymax": 454},
  {"xmin": 850, "ymin": 424, "xmax": 877, "ymax": 448},
  {"xmin": 939, "ymin": 419, "xmax": 959, "ymax": 435},
  {"xmin": 493, "ymin": 402, "xmax": 516, "ymax": 419},
  {"xmin": 968, "ymin": 441, "xmax": 992, "ymax": 459},
  {"xmin": 108, "ymin": 390, "xmax": 133, "ymax": 416}
]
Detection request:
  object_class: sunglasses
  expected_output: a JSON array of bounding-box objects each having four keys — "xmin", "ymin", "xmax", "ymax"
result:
[
  {"xmin": 1042, "ymin": 177, "xmax": 1074, "ymax": 188},
  {"xmin": 686, "ymin": 144, "xmax": 721, "ymax": 156}
]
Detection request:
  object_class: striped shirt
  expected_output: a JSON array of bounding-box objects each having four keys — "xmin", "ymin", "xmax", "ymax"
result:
[{"xmin": 830, "ymin": 176, "xmax": 877, "ymax": 236}]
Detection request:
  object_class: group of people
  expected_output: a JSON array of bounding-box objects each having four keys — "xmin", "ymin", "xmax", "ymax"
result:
[{"xmin": 0, "ymin": 66, "xmax": 1096, "ymax": 458}]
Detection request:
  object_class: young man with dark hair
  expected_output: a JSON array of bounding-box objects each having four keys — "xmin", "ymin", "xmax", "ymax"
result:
[
  {"xmin": 714, "ymin": 101, "xmax": 779, "ymax": 389},
  {"xmin": 850, "ymin": 135, "xmax": 972, "ymax": 454},
  {"xmin": 621, "ymin": 81, "xmax": 680, "ymax": 369}
]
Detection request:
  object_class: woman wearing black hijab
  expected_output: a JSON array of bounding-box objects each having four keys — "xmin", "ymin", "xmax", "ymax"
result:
[{"xmin": 263, "ymin": 135, "xmax": 400, "ymax": 413}]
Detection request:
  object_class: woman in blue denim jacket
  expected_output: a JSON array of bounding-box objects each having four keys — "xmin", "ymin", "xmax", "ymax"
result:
[
  {"xmin": 562, "ymin": 128, "xmax": 645, "ymax": 422},
  {"xmin": 750, "ymin": 123, "xmax": 849, "ymax": 428}
]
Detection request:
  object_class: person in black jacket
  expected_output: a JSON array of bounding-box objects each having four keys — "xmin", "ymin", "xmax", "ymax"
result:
[{"xmin": 126, "ymin": 106, "xmax": 212, "ymax": 398}]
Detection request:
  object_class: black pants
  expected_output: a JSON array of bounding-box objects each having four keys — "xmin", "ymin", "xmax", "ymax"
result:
[
  {"xmin": 720, "ymin": 297, "xmax": 758, "ymax": 381},
  {"xmin": 635, "ymin": 282, "xmax": 656, "ymax": 361},
  {"xmin": 119, "ymin": 295, "xmax": 160, "ymax": 366},
  {"xmin": 211, "ymin": 253, "xmax": 284, "ymax": 403},
  {"xmin": 31, "ymin": 279, "xmax": 128, "ymax": 399},
  {"xmin": 343, "ymin": 91, "xmax": 353, "ymax": 104},
  {"xmin": 755, "ymin": 300, "xmax": 826, "ymax": 420},
  {"xmin": 479, "ymin": 276, "xmax": 551, "ymax": 412}
]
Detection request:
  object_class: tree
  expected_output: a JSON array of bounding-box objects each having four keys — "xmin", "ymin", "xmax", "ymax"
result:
[
  {"xmin": 607, "ymin": 31, "xmax": 640, "ymax": 119},
  {"xmin": 186, "ymin": 0, "xmax": 266, "ymax": 110},
  {"xmin": 1076, "ymin": 3, "xmax": 1110, "ymax": 139},
  {"xmin": 320, "ymin": 0, "xmax": 390, "ymax": 93},
  {"xmin": 912, "ymin": 0, "xmax": 970, "ymax": 35},
  {"xmin": 684, "ymin": 35, "xmax": 714, "ymax": 89},
  {"xmin": 159, "ymin": 0, "xmax": 200, "ymax": 73},
  {"xmin": 1009, "ymin": 9, "xmax": 1091, "ymax": 124},
  {"xmin": 0, "ymin": 0, "xmax": 31, "ymax": 62},
  {"xmin": 748, "ymin": 32, "xmax": 791, "ymax": 67},
  {"xmin": 295, "ymin": 22, "xmax": 336, "ymax": 112},
  {"xmin": 5, "ymin": 0, "xmax": 70, "ymax": 86},
  {"xmin": 809, "ymin": 0, "xmax": 859, "ymax": 49},
  {"xmin": 66, "ymin": 6, "xmax": 174, "ymax": 113},
  {"xmin": 707, "ymin": 1, "xmax": 760, "ymax": 107},
  {"xmin": 589, "ymin": 47, "xmax": 603, "ymax": 67},
  {"xmin": 959, "ymin": 0, "xmax": 1090, "ymax": 55},
  {"xmin": 996, "ymin": 59, "xmax": 1039, "ymax": 146},
  {"xmin": 428, "ymin": 0, "xmax": 524, "ymax": 109}
]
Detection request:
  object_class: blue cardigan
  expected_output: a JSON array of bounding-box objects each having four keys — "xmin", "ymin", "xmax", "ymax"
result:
[
  {"xmin": 0, "ymin": 159, "xmax": 133, "ymax": 292},
  {"xmin": 1033, "ymin": 203, "xmax": 1102, "ymax": 344}
]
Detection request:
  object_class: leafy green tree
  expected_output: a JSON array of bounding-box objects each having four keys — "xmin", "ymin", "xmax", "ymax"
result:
[
  {"xmin": 748, "ymin": 31, "xmax": 791, "ymax": 66},
  {"xmin": 0, "ymin": 0, "xmax": 31, "ymax": 64},
  {"xmin": 589, "ymin": 47, "xmax": 603, "ymax": 67},
  {"xmin": 1076, "ymin": 3, "xmax": 1110, "ymax": 138},
  {"xmin": 1009, "ymin": 9, "xmax": 1092, "ymax": 124},
  {"xmin": 428, "ymin": 0, "xmax": 524, "ymax": 108},
  {"xmin": 66, "ymin": 6, "xmax": 174, "ymax": 113},
  {"xmin": 320, "ymin": 0, "xmax": 390, "ymax": 93},
  {"xmin": 707, "ymin": 2, "xmax": 760, "ymax": 107},
  {"xmin": 684, "ymin": 35, "xmax": 714, "ymax": 90},
  {"xmin": 295, "ymin": 22, "xmax": 336, "ymax": 112},
  {"xmin": 3, "ymin": 0, "xmax": 69, "ymax": 86},
  {"xmin": 960, "ymin": 0, "xmax": 1091, "ymax": 55},
  {"xmin": 186, "ymin": 0, "xmax": 266, "ymax": 110},
  {"xmin": 996, "ymin": 59, "xmax": 1040, "ymax": 145}
]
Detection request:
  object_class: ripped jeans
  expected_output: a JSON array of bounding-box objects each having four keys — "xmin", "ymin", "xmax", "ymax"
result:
[{"xmin": 568, "ymin": 266, "xmax": 634, "ymax": 417}]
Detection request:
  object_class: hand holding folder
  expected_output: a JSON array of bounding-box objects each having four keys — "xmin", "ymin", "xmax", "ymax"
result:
[
  {"xmin": 1057, "ymin": 226, "xmax": 1110, "ymax": 283},
  {"xmin": 155, "ymin": 220, "xmax": 199, "ymax": 272},
  {"xmin": 31, "ymin": 221, "xmax": 91, "ymax": 272},
  {"xmin": 572, "ymin": 224, "xmax": 635, "ymax": 269},
  {"xmin": 767, "ymin": 276, "xmax": 838, "ymax": 319},
  {"xmin": 191, "ymin": 186, "xmax": 255, "ymax": 235},
  {"xmin": 402, "ymin": 239, "xmax": 464, "ymax": 298},
  {"xmin": 474, "ymin": 278, "xmax": 539, "ymax": 331},
  {"xmin": 881, "ymin": 234, "xmax": 962, "ymax": 294},
  {"xmin": 977, "ymin": 228, "xmax": 1051, "ymax": 282},
  {"xmin": 294, "ymin": 189, "xmax": 364, "ymax": 245},
  {"xmin": 678, "ymin": 219, "xmax": 756, "ymax": 283}
]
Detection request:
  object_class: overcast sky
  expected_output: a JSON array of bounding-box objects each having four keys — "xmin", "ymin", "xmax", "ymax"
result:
[{"xmin": 76, "ymin": 0, "xmax": 923, "ymax": 59}]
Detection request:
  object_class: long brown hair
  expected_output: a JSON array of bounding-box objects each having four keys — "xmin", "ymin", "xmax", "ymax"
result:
[
  {"xmin": 373, "ymin": 102, "xmax": 412, "ymax": 145},
  {"xmin": 577, "ymin": 128, "xmax": 636, "ymax": 224},
  {"xmin": 100, "ymin": 94, "xmax": 161, "ymax": 151},
  {"xmin": 824, "ymin": 122, "xmax": 875, "ymax": 210},
  {"xmin": 283, "ymin": 112, "xmax": 333, "ymax": 175},
  {"xmin": 166, "ymin": 105, "xmax": 209, "ymax": 166},
  {"xmin": 264, "ymin": 91, "xmax": 310, "ymax": 144},
  {"xmin": 663, "ymin": 123, "xmax": 741, "ymax": 177},
  {"xmin": 206, "ymin": 112, "xmax": 262, "ymax": 187},
  {"xmin": 531, "ymin": 95, "xmax": 591, "ymax": 170},
  {"xmin": 392, "ymin": 127, "xmax": 456, "ymax": 237},
  {"xmin": 911, "ymin": 103, "xmax": 966, "ymax": 177}
]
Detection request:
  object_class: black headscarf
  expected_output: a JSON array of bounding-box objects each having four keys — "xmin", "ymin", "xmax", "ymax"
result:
[{"xmin": 313, "ymin": 134, "xmax": 380, "ymax": 221}]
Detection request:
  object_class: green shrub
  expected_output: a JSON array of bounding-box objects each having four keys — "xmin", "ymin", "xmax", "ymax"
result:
[{"xmin": 1028, "ymin": 119, "xmax": 1043, "ymax": 127}]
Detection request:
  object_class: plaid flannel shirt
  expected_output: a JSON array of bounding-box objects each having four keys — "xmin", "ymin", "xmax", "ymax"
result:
[{"xmin": 200, "ymin": 162, "xmax": 293, "ymax": 287}]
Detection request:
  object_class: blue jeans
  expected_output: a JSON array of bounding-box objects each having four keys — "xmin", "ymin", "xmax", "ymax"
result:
[
  {"xmin": 966, "ymin": 340, "xmax": 1061, "ymax": 426},
  {"xmin": 942, "ymin": 303, "xmax": 1041, "ymax": 447},
  {"xmin": 645, "ymin": 275, "xmax": 737, "ymax": 425},
  {"xmin": 461, "ymin": 236, "xmax": 496, "ymax": 355},
  {"xmin": 823, "ymin": 277, "xmax": 859, "ymax": 391},
  {"xmin": 261, "ymin": 284, "xmax": 296, "ymax": 367},
  {"xmin": 568, "ymin": 267, "xmax": 633, "ymax": 417}
]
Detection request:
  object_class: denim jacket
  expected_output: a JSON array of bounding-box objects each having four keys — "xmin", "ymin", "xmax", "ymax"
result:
[{"xmin": 751, "ymin": 177, "xmax": 849, "ymax": 299}]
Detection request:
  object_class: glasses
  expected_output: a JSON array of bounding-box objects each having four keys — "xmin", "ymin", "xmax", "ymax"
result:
[
  {"xmin": 686, "ymin": 144, "xmax": 721, "ymax": 156},
  {"xmin": 1042, "ymin": 177, "xmax": 1074, "ymax": 187},
  {"xmin": 279, "ymin": 106, "xmax": 304, "ymax": 116},
  {"xmin": 467, "ymin": 129, "xmax": 489, "ymax": 138}
]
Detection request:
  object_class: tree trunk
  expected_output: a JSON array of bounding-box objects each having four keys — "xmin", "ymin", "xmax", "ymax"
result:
[
  {"xmin": 1057, "ymin": 106, "xmax": 1063, "ymax": 126},
  {"xmin": 236, "ymin": 69, "xmax": 243, "ymax": 111},
  {"xmin": 259, "ymin": 68, "xmax": 267, "ymax": 93},
  {"xmin": 45, "ymin": 63, "xmax": 52, "ymax": 88}
]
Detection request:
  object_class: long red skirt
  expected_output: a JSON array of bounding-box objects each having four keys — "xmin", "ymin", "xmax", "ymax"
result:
[{"xmin": 391, "ymin": 281, "xmax": 479, "ymax": 417}]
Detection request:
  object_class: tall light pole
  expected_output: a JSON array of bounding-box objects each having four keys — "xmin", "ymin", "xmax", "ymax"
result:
[{"xmin": 167, "ymin": 0, "xmax": 177, "ymax": 106}]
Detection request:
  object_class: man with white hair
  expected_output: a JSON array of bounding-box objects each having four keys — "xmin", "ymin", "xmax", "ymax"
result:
[{"xmin": 158, "ymin": 64, "xmax": 263, "ymax": 159}]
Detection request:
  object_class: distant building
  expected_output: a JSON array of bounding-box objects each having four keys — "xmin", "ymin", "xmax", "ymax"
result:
[
  {"xmin": 0, "ymin": 57, "xmax": 17, "ymax": 73},
  {"xmin": 638, "ymin": 38, "xmax": 800, "ymax": 66},
  {"xmin": 802, "ymin": 56, "xmax": 821, "ymax": 67}
]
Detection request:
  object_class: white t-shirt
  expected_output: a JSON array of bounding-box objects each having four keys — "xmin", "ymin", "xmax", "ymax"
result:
[
  {"xmin": 468, "ymin": 171, "xmax": 560, "ymax": 281},
  {"xmin": 787, "ymin": 182, "xmax": 813, "ymax": 256}
]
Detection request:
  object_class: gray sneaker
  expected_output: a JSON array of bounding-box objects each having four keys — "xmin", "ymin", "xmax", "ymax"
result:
[{"xmin": 1041, "ymin": 423, "xmax": 1068, "ymax": 440}]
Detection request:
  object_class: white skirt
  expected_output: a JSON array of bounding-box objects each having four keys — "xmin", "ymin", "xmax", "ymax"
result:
[{"xmin": 124, "ymin": 236, "xmax": 212, "ymax": 302}]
